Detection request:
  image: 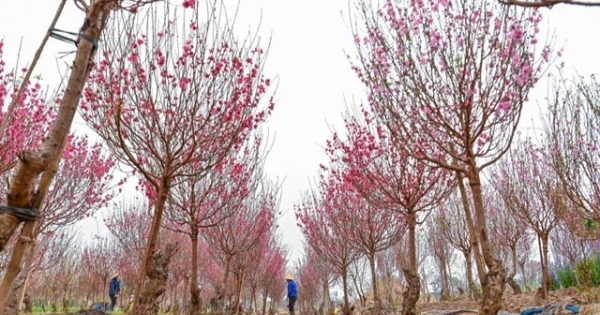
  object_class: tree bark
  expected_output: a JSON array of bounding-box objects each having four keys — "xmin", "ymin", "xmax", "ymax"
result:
[
  {"xmin": 450, "ymin": 145, "xmax": 486, "ymax": 283},
  {"xmin": 340, "ymin": 269, "xmax": 350, "ymax": 315},
  {"xmin": 468, "ymin": 172, "xmax": 506, "ymax": 315},
  {"xmin": 540, "ymin": 233, "xmax": 550, "ymax": 299},
  {"xmin": 367, "ymin": 250, "xmax": 379, "ymax": 313},
  {"xmin": 439, "ymin": 256, "xmax": 450, "ymax": 301},
  {"xmin": 400, "ymin": 211, "xmax": 419, "ymax": 315},
  {"xmin": 190, "ymin": 226, "xmax": 201, "ymax": 315},
  {"xmin": 131, "ymin": 243, "xmax": 177, "ymax": 315},
  {"xmin": 462, "ymin": 250, "xmax": 477, "ymax": 298},
  {"xmin": 0, "ymin": 5, "xmax": 112, "ymax": 308},
  {"xmin": 131, "ymin": 180, "xmax": 170, "ymax": 312}
]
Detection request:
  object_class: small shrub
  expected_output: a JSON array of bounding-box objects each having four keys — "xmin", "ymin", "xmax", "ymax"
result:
[{"xmin": 551, "ymin": 264, "xmax": 577, "ymax": 289}]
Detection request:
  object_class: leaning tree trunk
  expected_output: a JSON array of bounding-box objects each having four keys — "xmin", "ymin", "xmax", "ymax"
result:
[
  {"xmin": 468, "ymin": 171, "xmax": 506, "ymax": 315},
  {"xmin": 0, "ymin": 2, "xmax": 112, "ymax": 307},
  {"xmin": 1, "ymin": 275, "xmax": 25, "ymax": 315},
  {"xmin": 131, "ymin": 243, "xmax": 178, "ymax": 315}
]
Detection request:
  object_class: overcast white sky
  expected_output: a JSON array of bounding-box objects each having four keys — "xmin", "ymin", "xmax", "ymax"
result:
[{"xmin": 1, "ymin": 1, "xmax": 600, "ymax": 265}]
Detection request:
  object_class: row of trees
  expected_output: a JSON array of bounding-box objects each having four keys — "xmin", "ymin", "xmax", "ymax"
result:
[
  {"xmin": 0, "ymin": 1, "xmax": 291, "ymax": 315},
  {"xmin": 0, "ymin": 0, "xmax": 598, "ymax": 314},
  {"xmin": 295, "ymin": 1, "xmax": 599, "ymax": 315}
]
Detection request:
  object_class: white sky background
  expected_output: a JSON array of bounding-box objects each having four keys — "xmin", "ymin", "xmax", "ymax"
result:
[{"xmin": 0, "ymin": 1, "xmax": 600, "ymax": 266}]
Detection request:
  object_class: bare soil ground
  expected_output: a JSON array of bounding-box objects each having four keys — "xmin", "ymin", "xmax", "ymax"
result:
[{"xmin": 417, "ymin": 287, "xmax": 600, "ymax": 314}]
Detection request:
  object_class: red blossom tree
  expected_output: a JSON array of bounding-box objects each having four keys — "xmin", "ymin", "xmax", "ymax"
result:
[
  {"xmin": 328, "ymin": 108, "xmax": 452, "ymax": 314},
  {"xmin": 0, "ymin": 134, "xmax": 117, "ymax": 313},
  {"xmin": 0, "ymin": 44, "xmax": 55, "ymax": 176},
  {"xmin": 80, "ymin": 4, "xmax": 274, "ymax": 312},
  {"xmin": 104, "ymin": 199, "xmax": 152, "ymax": 261},
  {"xmin": 491, "ymin": 139, "xmax": 561, "ymax": 298},
  {"xmin": 320, "ymin": 164, "xmax": 404, "ymax": 312},
  {"xmin": 544, "ymin": 74, "xmax": 600, "ymax": 237},
  {"xmin": 203, "ymin": 180, "xmax": 278, "ymax": 313},
  {"xmin": 244, "ymin": 238, "xmax": 286, "ymax": 315},
  {"xmin": 428, "ymin": 212, "xmax": 456, "ymax": 300},
  {"xmin": 0, "ymin": 0, "xmax": 160, "ymax": 305},
  {"xmin": 164, "ymin": 137, "xmax": 265, "ymax": 315},
  {"xmin": 350, "ymin": 0, "xmax": 553, "ymax": 312},
  {"xmin": 436, "ymin": 192, "xmax": 478, "ymax": 298},
  {"xmin": 81, "ymin": 237, "xmax": 124, "ymax": 310},
  {"xmin": 484, "ymin": 187, "xmax": 533, "ymax": 294},
  {"xmin": 296, "ymin": 181, "xmax": 360, "ymax": 315}
]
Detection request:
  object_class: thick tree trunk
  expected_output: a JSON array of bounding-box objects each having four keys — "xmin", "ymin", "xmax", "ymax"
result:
[
  {"xmin": 401, "ymin": 268, "xmax": 420, "ymax": 315},
  {"xmin": 0, "ymin": 0, "xmax": 111, "ymax": 308},
  {"xmin": 0, "ymin": 274, "xmax": 24, "ymax": 315},
  {"xmin": 132, "ymin": 181, "xmax": 169, "ymax": 312},
  {"xmin": 468, "ymin": 172, "xmax": 506, "ymax": 315},
  {"xmin": 400, "ymin": 212, "xmax": 420, "ymax": 315},
  {"xmin": 131, "ymin": 243, "xmax": 177, "ymax": 315}
]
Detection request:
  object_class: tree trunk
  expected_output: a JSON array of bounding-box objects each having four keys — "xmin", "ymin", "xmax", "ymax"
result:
[
  {"xmin": 439, "ymin": 256, "xmax": 450, "ymax": 301},
  {"xmin": 131, "ymin": 244, "xmax": 177, "ymax": 315},
  {"xmin": 463, "ymin": 250, "xmax": 477, "ymax": 298},
  {"xmin": 367, "ymin": 250, "xmax": 379, "ymax": 312},
  {"xmin": 132, "ymin": 180, "xmax": 170, "ymax": 312},
  {"xmin": 261, "ymin": 290, "xmax": 268, "ymax": 315},
  {"xmin": 0, "ymin": 274, "xmax": 24, "ymax": 315},
  {"xmin": 0, "ymin": 0, "xmax": 112, "ymax": 307},
  {"xmin": 190, "ymin": 227, "xmax": 201, "ymax": 315},
  {"xmin": 341, "ymin": 270, "xmax": 351, "ymax": 315},
  {"xmin": 17, "ymin": 232, "xmax": 50, "ymax": 311},
  {"xmin": 451, "ymin": 145, "xmax": 486, "ymax": 282},
  {"xmin": 507, "ymin": 246, "xmax": 521, "ymax": 294},
  {"xmin": 400, "ymin": 211, "xmax": 420, "ymax": 315},
  {"xmin": 401, "ymin": 268, "xmax": 420, "ymax": 315},
  {"xmin": 322, "ymin": 278, "xmax": 331, "ymax": 312},
  {"xmin": 540, "ymin": 233, "xmax": 550, "ymax": 299},
  {"xmin": 467, "ymin": 172, "xmax": 506, "ymax": 315}
]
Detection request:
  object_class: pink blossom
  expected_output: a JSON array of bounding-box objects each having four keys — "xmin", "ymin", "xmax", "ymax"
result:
[
  {"xmin": 183, "ymin": 0, "xmax": 195, "ymax": 8},
  {"xmin": 127, "ymin": 52, "xmax": 138, "ymax": 63},
  {"xmin": 179, "ymin": 77, "xmax": 192, "ymax": 90}
]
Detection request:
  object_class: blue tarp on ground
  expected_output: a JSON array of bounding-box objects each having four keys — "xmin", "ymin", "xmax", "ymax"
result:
[{"xmin": 520, "ymin": 304, "xmax": 579, "ymax": 315}]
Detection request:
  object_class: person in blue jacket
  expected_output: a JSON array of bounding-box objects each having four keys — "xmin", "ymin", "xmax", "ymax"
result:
[
  {"xmin": 108, "ymin": 272, "xmax": 121, "ymax": 311},
  {"xmin": 285, "ymin": 274, "xmax": 298, "ymax": 315}
]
